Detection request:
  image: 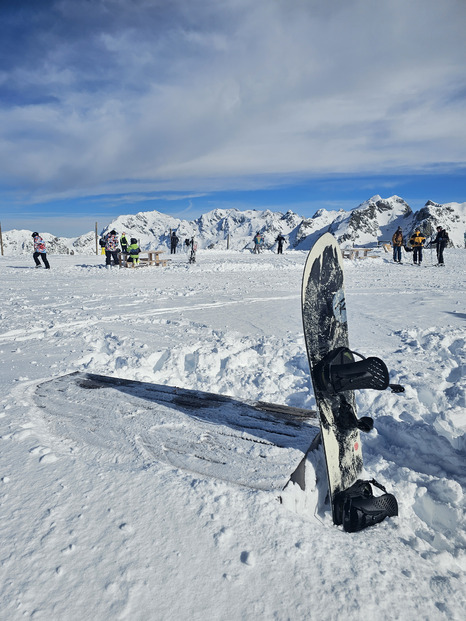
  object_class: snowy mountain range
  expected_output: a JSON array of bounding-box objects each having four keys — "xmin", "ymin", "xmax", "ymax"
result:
[{"xmin": 2, "ymin": 196, "xmax": 465, "ymax": 255}]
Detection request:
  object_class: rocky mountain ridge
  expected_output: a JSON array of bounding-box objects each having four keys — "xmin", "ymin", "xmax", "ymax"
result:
[{"xmin": 2, "ymin": 196, "xmax": 465, "ymax": 255}]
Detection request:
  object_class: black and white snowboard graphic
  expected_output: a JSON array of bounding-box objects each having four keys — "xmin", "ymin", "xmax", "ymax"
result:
[
  {"xmin": 302, "ymin": 233, "xmax": 402, "ymax": 530},
  {"xmin": 302, "ymin": 233, "xmax": 363, "ymax": 521}
]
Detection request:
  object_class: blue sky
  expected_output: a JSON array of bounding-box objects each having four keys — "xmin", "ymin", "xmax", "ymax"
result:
[{"xmin": 1, "ymin": 0, "xmax": 465, "ymax": 237}]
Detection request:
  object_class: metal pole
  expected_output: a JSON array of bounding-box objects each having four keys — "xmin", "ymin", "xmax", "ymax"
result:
[
  {"xmin": 0, "ymin": 222, "xmax": 3, "ymax": 256},
  {"xmin": 95, "ymin": 222, "xmax": 98, "ymax": 255}
]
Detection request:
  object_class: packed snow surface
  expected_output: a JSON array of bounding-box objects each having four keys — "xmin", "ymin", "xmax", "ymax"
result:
[{"xmin": 0, "ymin": 246, "xmax": 465, "ymax": 620}]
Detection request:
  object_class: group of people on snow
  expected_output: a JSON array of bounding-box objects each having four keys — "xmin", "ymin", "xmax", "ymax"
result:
[
  {"xmin": 98, "ymin": 229, "xmax": 197, "ymax": 266},
  {"xmin": 168, "ymin": 233, "xmax": 199, "ymax": 256},
  {"xmin": 99, "ymin": 230, "xmax": 141, "ymax": 266},
  {"xmin": 252, "ymin": 232, "xmax": 286, "ymax": 254},
  {"xmin": 391, "ymin": 226, "xmax": 450, "ymax": 266},
  {"xmin": 29, "ymin": 225, "xmax": 450, "ymax": 269}
]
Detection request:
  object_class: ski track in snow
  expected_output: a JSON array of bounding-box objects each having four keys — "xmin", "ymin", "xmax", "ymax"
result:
[{"xmin": 0, "ymin": 250, "xmax": 465, "ymax": 620}]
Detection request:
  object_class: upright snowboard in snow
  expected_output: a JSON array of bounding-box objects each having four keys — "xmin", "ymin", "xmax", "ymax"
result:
[
  {"xmin": 302, "ymin": 234, "xmax": 362, "ymax": 508},
  {"xmin": 302, "ymin": 233, "xmax": 402, "ymax": 531}
]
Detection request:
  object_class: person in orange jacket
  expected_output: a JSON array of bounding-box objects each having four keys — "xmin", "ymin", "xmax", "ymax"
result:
[
  {"xmin": 391, "ymin": 227, "xmax": 404, "ymax": 263},
  {"xmin": 409, "ymin": 229, "xmax": 426, "ymax": 265}
]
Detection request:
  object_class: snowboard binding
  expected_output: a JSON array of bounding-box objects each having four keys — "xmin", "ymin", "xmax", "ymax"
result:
[
  {"xmin": 314, "ymin": 347, "xmax": 404, "ymax": 395},
  {"xmin": 333, "ymin": 479, "xmax": 398, "ymax": 532}
]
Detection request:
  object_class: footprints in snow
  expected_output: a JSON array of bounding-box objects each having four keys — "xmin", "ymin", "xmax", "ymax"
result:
[{"xmin": 1, "ymin": 422, "xmax": 60, "ymax": 465}]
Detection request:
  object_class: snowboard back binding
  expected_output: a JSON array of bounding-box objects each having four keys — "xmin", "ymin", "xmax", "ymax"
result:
[
  {"xmin": 314, "ymin": 347, "xmax": 404, "ymax": 394},
  {"xmin": 333, "ymin": 479, "xmax": 398, "ymax": 532}
]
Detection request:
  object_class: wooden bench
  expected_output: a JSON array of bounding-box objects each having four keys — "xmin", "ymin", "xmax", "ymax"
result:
[
  {"xmin": 119, "ymin": 251, "xmax": 169, "ymax": 268},
  {"xmin": 341, "ymin": 248, "xmax": 379, "ymax": 260}
]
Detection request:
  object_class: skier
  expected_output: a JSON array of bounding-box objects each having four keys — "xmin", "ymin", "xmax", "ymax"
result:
[
  {"xmin": 276, "ymin": 233, "xmax": 285, "ymax": 255},
  {"xmin": 431, "ymin": 226, "xmax": 449, "ymax": 265},
  {"xmin": 253, "ymin": 232, "xmax": 263, "ymax": 254},
  {"xmin": 31, "ymin": 232, "xmax": 50, "ymax": 269},
  {"xmin": 170, "ymin": 231, "xmax": 179, "ymax": 254},
  {"xmin": 391, "ymin": 227, "xmax": 403, "ymax": 263},
  {"xmin": 127, "ymin": 238, "xmax": 141, "ymax": 266},
  {"xmin": 105, "ymin": 230, "xmax": 120, "ymax": 266},
  {"xmin": 409, "ymin": 229, "xmax": 426, "ymax": 265},
  {"xmin": 120, "ymin": 232, "xmax": 129, "ymax": 254}
]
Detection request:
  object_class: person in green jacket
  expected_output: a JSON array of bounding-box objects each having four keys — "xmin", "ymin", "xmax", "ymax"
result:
[{"xmin": 127, "ymin": 238, "xmax": 141, "ymax": 266}]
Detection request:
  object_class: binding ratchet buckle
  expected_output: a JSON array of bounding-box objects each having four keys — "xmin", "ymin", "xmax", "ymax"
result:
[{"xmin": 315, "ymin": 347, "xmax": 404, "ymax": 394}]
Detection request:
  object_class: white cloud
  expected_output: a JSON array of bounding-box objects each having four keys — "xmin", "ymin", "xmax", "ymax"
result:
[{"xmin": 0, "ymin": 0, "xmax": 465, "ymax": 200}]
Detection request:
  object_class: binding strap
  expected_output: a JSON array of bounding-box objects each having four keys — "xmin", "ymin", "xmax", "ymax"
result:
[{"xmin": 315, "ymin": 347, "xmax": 404, "ymax": 394}]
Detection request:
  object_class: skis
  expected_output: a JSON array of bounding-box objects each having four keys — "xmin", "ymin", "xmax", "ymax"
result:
[{"xmin": 302, "ymin": 233, "xmax": 402, "ymax": 531}]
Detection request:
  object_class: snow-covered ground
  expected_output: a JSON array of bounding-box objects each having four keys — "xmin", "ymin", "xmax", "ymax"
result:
[{"xmin": 0, "ymin": 246, "xmax": 464, "ymax": 620}]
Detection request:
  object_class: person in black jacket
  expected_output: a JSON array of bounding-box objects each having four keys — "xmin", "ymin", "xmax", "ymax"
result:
[
  {"xmin": 432, "ymin": 226, "xmax": 449, "ymax": 265},
  {"xmin": 170, "ymin": 232, "xmax": 179, "ymax": 254},
  {"xmin": 120, "ymin": 232, "xmax": 129, "ymax": 254},
  {"xmin": 276, "ymin": 233, "xmax": 285, "ymax": 254}
]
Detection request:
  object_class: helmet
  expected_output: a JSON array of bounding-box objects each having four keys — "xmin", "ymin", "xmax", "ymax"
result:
[
  {"xmin": 32, "ymin": 232, "xmax": 39, "ymax": 237},
  {"xmin": 130, "ymin": 238, "xmax": 137, "ymax": 244}
]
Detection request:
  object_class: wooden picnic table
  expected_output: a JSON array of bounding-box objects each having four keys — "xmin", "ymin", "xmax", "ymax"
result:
[
  {"xmin": 119, "ymin": 251, "xmax": 169, "ymax": 268},
  {"xmin": 341, "ymin": 248, "xmax": 378, "ymax": 260}
]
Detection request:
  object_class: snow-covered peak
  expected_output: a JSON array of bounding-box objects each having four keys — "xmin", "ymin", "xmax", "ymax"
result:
[
  {"xmin": 411, "ymin": 200, "xmax": 466, "ymax": 246},
  {"xmin": 1, "ymin": 196, "xmax": 464, "ymax": 255}
]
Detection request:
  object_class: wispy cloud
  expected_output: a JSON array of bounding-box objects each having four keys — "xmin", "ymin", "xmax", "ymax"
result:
[{"xmin": 0, "ymin": 0, "xmax": 465, "ymax": 205}]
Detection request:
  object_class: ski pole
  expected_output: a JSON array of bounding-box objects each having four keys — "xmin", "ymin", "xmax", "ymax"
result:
[{"xmin": 428, "ymin": 237, "xmax": 434, "ymax": 265}]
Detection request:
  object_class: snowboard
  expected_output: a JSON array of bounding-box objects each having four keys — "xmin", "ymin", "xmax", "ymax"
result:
[
  {"xmin": 302, "ymin": 233, "xmax": 363, "ymax": 521},
  {"xmin": 33, "ymin": 372, "xmax": 319, "ymax": 491},
  {"xmin": 302, "ymin": 233, "xmax": 403, "ymax": 528}
]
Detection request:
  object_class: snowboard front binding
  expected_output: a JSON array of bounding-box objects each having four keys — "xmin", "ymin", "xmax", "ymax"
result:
[{"xmin": 314, "ymin": 347, "xmax": 404, "ymax": 395}]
